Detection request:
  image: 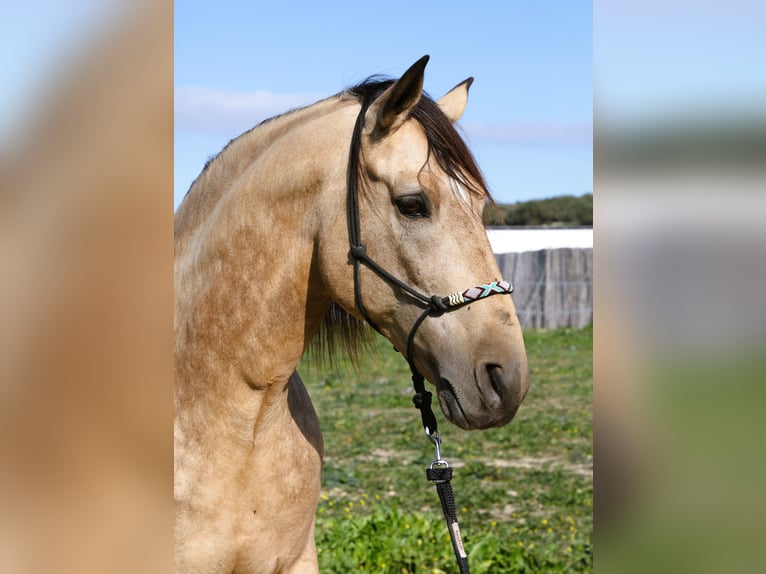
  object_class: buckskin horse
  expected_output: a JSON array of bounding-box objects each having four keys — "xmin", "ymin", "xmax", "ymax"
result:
[{"xmin": 174, "ymin": 56, "xmax": 529, "ymax": 573}]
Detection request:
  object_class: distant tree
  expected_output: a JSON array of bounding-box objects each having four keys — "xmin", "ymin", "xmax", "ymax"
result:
[{"xmin": 484, "ymin": 193, "xmax": 592, "ymax": 226}]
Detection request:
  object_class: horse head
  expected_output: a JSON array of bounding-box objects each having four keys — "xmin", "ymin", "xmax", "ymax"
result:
[{"xmin": 319, "ymin": 56, "xmax": 530, "ymax": 430}]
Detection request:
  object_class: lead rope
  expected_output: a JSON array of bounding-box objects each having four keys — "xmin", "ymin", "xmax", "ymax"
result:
[
  {"xmin": 346, "ymin": 94, "xmax": 513, "ymax": 574},
  {"xmin": 428, "ymin": 464, "xmax": 470, "ymax": 574},
  {"xmin": 412, "ymin": 369, "xmax": 471, "ymax": 574}
]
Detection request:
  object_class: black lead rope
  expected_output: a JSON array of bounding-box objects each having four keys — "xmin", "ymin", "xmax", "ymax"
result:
[
  {"xmin": 428, "ymin": 464, "xmax": 470, "ymax": 574},
  {"xmin": 346, "ymin": 94, "xmax": 513, "ymax": 574},
  {"xmin": 414, "ymin": 374, "xmax": 471, "ymax": 574}
]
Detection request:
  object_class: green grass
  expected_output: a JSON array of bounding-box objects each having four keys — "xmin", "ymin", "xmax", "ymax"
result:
[{"xmin": 299, "ymin": 325, "xmax": 593, "ymax": 573}]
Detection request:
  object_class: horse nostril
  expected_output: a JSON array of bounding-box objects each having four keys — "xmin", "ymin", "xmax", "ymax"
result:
[{"xmin": 486, "ymin": 364, "xmax": 505, "ymax": 397}]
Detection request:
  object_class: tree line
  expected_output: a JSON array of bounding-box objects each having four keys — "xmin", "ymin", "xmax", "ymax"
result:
[{"xmin": 484, "ymin": 193, "xmax": 592, "ymax": 227}]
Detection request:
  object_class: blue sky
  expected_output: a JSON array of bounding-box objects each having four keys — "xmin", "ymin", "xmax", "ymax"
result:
[
  {"xmin": 174, "ymin": 1, "xmax": 593, "ymax": 208},
  {"xmin": 4, "ymin": 1, "xmax": 763, "ymax": 211},
  {"xmin": 595, "ymin": 0, "xmax": 766, "ymax": 129}
]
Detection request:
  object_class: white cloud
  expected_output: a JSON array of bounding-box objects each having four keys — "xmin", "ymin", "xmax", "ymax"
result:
[
  {"xmin": 174, "ymin": 86, "xmax": 593, "ymax": 148},
  {"xmin": 174, "ymin": 86, "xmax": 324, "ymax": 135},
  {"xmin": 462, "ymin": 121, "xmax": 592, "ymax": 146}
]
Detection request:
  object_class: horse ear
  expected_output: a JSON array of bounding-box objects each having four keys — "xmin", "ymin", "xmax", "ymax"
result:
[
  {"xmin": 437, "ymin": 77, "xmax": 474, "ymax": 123},
  {"xmin": 365, "ymin": 55, "xmax": 429, "ymax": 139}
]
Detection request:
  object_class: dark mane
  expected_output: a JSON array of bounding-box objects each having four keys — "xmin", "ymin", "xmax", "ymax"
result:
[{"xmin": 311, "ymin": 76, "xmax": 491, "ymax": 370}]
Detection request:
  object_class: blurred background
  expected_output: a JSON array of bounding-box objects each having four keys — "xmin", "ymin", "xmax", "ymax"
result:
[
  {"xmin": 594, "ymin": 1, "xmax": 766, "ymax": 572},
  {"xmin": 1, "ymin": 0, "xmax": 764, "ymax": 572},
  {"xmin": 1, "ymin": 1, "xmax": 172, "ymax": 572}
]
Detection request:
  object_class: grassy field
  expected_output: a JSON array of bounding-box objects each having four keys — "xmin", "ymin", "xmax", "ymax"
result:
[{"xmin": 298, "ymin": 325, "xmax": 592, "ymax": 573}]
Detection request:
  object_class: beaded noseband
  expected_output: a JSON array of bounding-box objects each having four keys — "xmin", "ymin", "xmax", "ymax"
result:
[{"xmin": 345, "ymin": 96, "xmax": 513, "ymax": 439}]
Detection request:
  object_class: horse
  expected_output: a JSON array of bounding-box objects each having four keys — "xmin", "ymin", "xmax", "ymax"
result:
[{"xmin": 174, "ymin": 56, "xmax": 530, "ymax": 573}]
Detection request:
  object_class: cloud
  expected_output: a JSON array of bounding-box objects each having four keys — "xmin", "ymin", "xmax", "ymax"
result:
[
  {"xmin": 461, "ymin": 121, "xmax": 593, "ymax": 146},
  {"xmin": 174, "ymin": 86, "xmax": 324, "ymax": 135},
  {"xmin": 174, "ymin": 86, "xmax": 593, "ymax": 148}
]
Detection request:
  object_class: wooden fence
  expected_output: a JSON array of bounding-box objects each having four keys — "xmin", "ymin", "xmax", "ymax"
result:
[{"xmin": 495, "ymin": 248, "xmax": 593, "ymax": 329}]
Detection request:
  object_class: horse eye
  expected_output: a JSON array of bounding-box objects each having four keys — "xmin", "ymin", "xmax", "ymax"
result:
[{"xmin": 394, "ymin": 195, "xmax": 429, "ymax": 218}]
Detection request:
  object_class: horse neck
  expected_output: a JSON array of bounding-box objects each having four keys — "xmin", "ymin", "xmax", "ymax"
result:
[
  {"xmin": 175, "ymin": 96, "xmax": 355, "ymax": 421},
  {"xmin": 175, "ymin": 95, "xmax": 342, "ymax": 245}
]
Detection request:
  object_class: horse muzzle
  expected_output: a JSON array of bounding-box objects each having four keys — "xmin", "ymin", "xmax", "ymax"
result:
[{"xmin": 436, "ymin": 359, "xmax": 530, "ymax": 430}]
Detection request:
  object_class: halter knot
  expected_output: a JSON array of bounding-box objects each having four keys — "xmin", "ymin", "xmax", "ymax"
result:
[
  {"xmin": 429, "ymin": 295, "xmax": 449, "ymax": 316},
  {"xmin": 349, "ymin": 244, "xmax": 367, "ymax": 260},
  {"xmin": 412, "ymin": 389, "xmax": 432, "ymax": 409}
]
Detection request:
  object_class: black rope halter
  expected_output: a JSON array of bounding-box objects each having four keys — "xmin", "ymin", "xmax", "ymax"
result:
[{"xmin": 345, "ymin": 93, "xmax": 513, "ymax": 574}]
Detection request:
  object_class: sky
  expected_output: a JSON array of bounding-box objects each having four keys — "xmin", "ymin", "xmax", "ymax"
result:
[
  {"xmin": 594, "ymin": 0, "xmax": 766, "ymax": 129},
  {"xmin": 173, "ymin": 1, "xmax": 593, "ymax": 208},
  {"xmin": 3, "ymin": 2, "xmax": 764, "ymax": 211}
]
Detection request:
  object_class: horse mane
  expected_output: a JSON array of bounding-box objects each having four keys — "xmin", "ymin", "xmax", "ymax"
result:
[{"xmin": 310, "ymin": 76, "xmax": 493, "ymax": 370}]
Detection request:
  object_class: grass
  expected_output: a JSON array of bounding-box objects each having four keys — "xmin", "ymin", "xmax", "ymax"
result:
[{"xmin": 298, "ymin": 325, "xmax": 593, "ymax": 573}]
